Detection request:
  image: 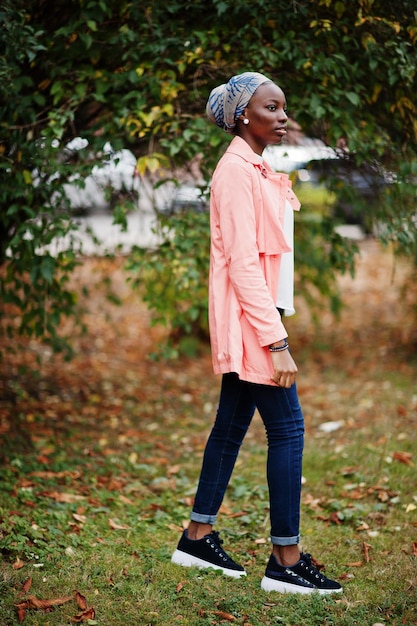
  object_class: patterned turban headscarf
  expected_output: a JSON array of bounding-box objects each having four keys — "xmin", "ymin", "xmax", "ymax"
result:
[{"xmin": 206, "ymin": 71, "xmax": 272, "ymax": 133}]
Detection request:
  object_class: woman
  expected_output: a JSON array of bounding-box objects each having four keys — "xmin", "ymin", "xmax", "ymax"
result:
[{"xmin": 171, "ymin": 72, "xmax": 342, "ymax": 595}]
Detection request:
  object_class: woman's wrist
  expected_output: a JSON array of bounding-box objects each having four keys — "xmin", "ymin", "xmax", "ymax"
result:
[{"xmin": 269, "ymin": 338, "xmax": 289, "ymax": 352}]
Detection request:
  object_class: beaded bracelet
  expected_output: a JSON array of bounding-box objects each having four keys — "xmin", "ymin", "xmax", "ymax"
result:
[{"xmin": 269, "ymin": 339, "xmax": 289, "ymax": 352}]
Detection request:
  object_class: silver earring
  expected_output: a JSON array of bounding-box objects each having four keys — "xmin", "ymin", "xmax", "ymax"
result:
[{"xmin": 243, "ymin": 118, "xmax": 249, "ymax": 125}]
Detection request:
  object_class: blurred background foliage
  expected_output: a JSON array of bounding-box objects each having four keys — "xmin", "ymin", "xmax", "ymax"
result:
[{"xmin": 1, "ymin": 0, "xmax": 416, "ymax": 355}]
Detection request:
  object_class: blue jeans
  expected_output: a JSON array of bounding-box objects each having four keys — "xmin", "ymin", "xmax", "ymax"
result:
[{"xmin": 191, "ymin": 372, "xmax": 304, "ymax": 546}]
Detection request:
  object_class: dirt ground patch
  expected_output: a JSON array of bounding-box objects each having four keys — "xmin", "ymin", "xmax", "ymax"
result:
[{"xmin": 0, "ymin": 237, "xmax": 416, "ymax": 450}]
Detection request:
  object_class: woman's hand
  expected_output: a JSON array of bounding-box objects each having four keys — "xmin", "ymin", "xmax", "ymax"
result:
[{"xmin": 270, "ymin": 350, "xmax": 298, "ymax": 388}]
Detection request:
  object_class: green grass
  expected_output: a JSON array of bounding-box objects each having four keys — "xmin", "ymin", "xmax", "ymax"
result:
[
  {"xmin": 1, "ymin": 245, "xmax": 416, "ymax": 625},
  {"xmin": 1, "ymin": 378, "xmax": 416, "ymax": 625}
]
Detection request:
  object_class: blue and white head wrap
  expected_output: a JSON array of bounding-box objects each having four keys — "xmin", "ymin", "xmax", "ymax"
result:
[{"xmin": 206, "ymin": 71, "xmax": 272, "ymax": 132}]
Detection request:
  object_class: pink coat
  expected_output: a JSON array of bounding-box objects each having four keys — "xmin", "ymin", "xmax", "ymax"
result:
[{"xmin": 209, "ymin": 136, "xmax": 301, "ymax": 385}]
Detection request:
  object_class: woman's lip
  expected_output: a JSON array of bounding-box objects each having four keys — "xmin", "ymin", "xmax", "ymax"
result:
[{"xmin": 275, "ymin": 128, "xmax": 287, "ymax": 135}]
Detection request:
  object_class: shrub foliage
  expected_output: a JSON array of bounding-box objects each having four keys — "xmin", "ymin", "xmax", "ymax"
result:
[{"xmin": 1, "ymin": 0, "xmax": 416, "ymax": 353}]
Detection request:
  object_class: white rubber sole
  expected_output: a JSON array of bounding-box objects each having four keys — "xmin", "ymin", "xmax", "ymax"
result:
[
  {"xmin": 171, "ymin": 549, "xmax": 246, "ymax": 578},
  {"xmin": 261, "ymin": 576, "xmax": 343, "ymax": 595}
]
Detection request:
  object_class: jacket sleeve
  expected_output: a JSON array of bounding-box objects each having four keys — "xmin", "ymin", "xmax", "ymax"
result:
[{"xmin": 211, "ymin": 159, "xmax": 287, "ymax": 347}]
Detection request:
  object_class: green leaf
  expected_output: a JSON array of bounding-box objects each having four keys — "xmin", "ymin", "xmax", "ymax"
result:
[
  {"xmin": 40, "ymin": 256, "xmax": 56, "ymax": 284},
  {"xmin": 346, "ymin": 92, "xmax": 360, "ymax": 106}
]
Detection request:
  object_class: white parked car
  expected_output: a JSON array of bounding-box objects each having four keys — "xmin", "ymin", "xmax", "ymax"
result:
[
  {"xmin": 160, "ymin": 182, "xmax": 209, "ymax": 215},
  {"xmin": 61, "ymin": 139, "xmax": 140, "ymax": 213},
  {"xmin": 32, "ymin": 138, "xmax": 140, "ymax": 214},
  {"xmin": 263, "ymin": 143, "xmax": 338, "ymax": 175}
]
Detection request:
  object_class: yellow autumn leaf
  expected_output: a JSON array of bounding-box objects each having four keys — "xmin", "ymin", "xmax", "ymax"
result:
[{"xmin": 23, "ymin": 170, "xmax": 33, "ymax": 185}]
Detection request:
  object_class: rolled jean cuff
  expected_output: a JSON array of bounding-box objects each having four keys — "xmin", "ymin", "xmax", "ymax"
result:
[
  {"xmin": 271, "ymin": 534, "xmax": 300, "ymax": 546},
  {"xmin": 190, "ymin": 512, "xmax": 217, "ymax": 525}
]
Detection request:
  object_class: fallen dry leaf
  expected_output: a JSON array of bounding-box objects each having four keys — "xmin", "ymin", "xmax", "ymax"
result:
[
  {"xmin": 392, "ymin": 451, "xmax": 414, "ymax": 466},
  {"xmin": 13, "ymin": 557, "xmax": 25, "ymax": 570},
  {"xmin": 29, "ymin": 470, "xmax": 82, "ymax": 480},
  {"xmin": 143, "ymin": 456, "xmax": 168, "ymax": 466},
  {"xmin": 15, "ymin": 594, "xmax": 73, "ymax": 612},
  {"xmin": 376, "ymin": 489, "xmax": 390, "ymax": 503},
  {"xmin": 219, "ymin": 503, "xmax": 234, "ymax": 515},
  {"xmin": 210, "ymin": 611, "xmax": 236, "ymax": 622},
  {"xmin": 16, "ymin": 478, "xmax": 36, "ymax": 489},
  {"xmin": 362, "ymin": 542, "xmax": 372, "ymax": 562},
  {"xmin": 329, "ymin": 511, "xmax": 342, "ymax": 525},
  {"xmin": 119, "ymin": 494, "xmax": 134, "ymax": 505},
  {"xmin": 175, "ymin": 581, "xmax": 188, "ymax": 593},
  {"xmin": 343, "ymin": 488, "xmax": 367, "ymax": 501},
  {"xmin": 168, "ymin": 523, "xmax": 184, "ymax": 533},
  {"xmin": 74, "ymin": 590, "xmax": 88, "ymax": 610},
  {"xmin": 212, "ymin": 610, "xmax": 236, "ymax": 621},
  {"xmin": 167, "ymin": 463, "xmax": 181, "ymax": 476},
  {"xmin": 149, "ymin": 503, "xmax": 165, "ymax": 511},
  {"xmin": 20, "ymin": 578, "xmax": 32, "ymax": 595},
  {"xmin": 14, "ymin": 588, "xmax": 94, "ymax": 623},
  {"xmin": 72, "ymin": 606, "xmax": 95, "ymax": 622},
  {"xmin": 226, "ymin": 510, "xmax": 247, "ymax": 519},
  {"xmin": 303, "ymin": 493, "xmax": 324, "ymax": 510},
  {"xmin": 41, "ymin": 491, "xmax": 87, "ymax": 503},
  {"xmin": 340, "ymin": 466, "xmax": 360, "ymax": 476},
  {"xmin": 16, "ymin": 606, "xmax": 26, "ymax": 623},
  {"xmin": 108, "ymin": 518, "xmax": 131, "ymax": 530}
]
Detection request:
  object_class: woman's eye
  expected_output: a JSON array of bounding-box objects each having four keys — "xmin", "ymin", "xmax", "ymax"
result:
[{"xmin": 268, "ymin": 105, "xmax": 277, "ymax": 111}]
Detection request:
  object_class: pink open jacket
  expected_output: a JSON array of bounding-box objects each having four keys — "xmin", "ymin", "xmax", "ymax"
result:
[{"xmin": 209, "ymin": 136, "xmax": 301, "ymax": 385}]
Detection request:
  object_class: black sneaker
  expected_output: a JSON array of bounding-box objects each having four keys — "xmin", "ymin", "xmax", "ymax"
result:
[
  {"xmin": 261, "ymin": 552, "xmax": 343, "ymax": 595},
  {"xmin": 171, "ymin": 529, "xmax": 246, "ymax": 578}
]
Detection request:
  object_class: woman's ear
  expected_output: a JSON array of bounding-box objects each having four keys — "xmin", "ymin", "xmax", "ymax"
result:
[{"xmin": 237, "ymin": 113, "xmax": 249, "ymax": 125}]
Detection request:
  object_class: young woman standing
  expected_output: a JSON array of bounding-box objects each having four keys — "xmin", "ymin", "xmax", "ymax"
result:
[{"xmin": 171, "ymin": 72, "xmax": 342, "ymax": 595}]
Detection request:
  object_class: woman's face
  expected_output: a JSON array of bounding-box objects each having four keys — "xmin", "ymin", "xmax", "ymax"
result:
[{"xmin": 239, "ymin": 82, "xmax": 288, "ymax": 155}]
